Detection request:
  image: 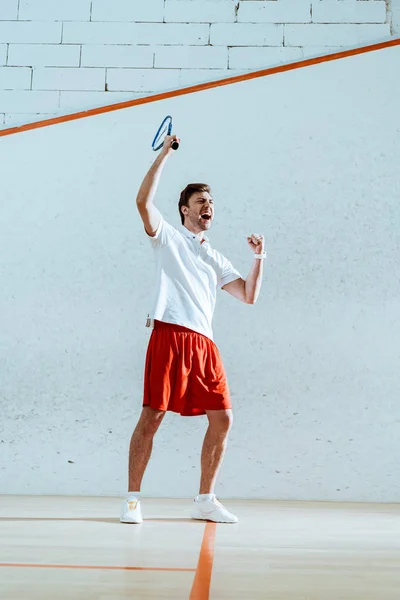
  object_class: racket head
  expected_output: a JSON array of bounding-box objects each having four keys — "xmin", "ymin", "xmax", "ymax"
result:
[{"xmin": 152, "ymin": 115, "xmax": 173, "ymax": 151}]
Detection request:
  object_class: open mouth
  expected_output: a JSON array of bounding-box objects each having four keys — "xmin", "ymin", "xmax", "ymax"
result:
[{"xmin": 201, "ymin": 214, "xmax": 212, "ymax": 221}]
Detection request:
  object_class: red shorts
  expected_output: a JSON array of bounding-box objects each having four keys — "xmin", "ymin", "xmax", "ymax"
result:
[{"xmin": 143, "ymin": 320, "xmax": 231, "ymax": 417}]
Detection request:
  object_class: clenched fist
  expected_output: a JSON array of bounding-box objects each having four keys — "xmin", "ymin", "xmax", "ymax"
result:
[{"xmin": 247, "ymin": 234, "xmax": 265, "ymax": 255}]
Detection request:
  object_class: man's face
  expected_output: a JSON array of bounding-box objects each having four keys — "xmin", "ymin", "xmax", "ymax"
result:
[{"xmin": 182, "ymin": 191, "xmax": 214, "ymax": 232}]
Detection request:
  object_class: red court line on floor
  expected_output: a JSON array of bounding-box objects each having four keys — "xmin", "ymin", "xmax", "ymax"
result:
[
  {"xmin": 0, "ymin": 38, "xmax": 399, "ymax": 139},
  {"xmin": 0, "ymin": 563, "xmax": 195, "ymax": 572},
  {"xmin": 0, "ymin": 518, "xmax": 202, "ymax": 523},
  {"xmin": 189, "ymin": 522, "xmax": 217, "ymax": 600}
]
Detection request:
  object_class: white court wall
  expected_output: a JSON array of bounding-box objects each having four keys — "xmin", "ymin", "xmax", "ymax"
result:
[
  {"xmin": 0, "ymin": 0, "xmax": 396, "ymax": 129},
  {"xmin": 391, "ymin": 0, "xmax": 400, "ymax": 34},
  {"xmin": 1, "ymin": 45, "xmax": 400, "ymax": 501}
]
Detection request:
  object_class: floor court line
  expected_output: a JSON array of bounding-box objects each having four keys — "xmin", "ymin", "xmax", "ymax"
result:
[
  {"xmin": 0, "ymin": 517, "xmax": 202, "ymax": 523},
  {"xmin": 0, "ymin": 520, "xmax": 216, "ymax": 597},
  {"xmin": 189, "ymin": 522, "xmax": 217, "ymax": 600},
  {"xmin": 0, "ymin": 563, "xmax": 195, "ymax": 572}
]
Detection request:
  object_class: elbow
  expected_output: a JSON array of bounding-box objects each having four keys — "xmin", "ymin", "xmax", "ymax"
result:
[
  {"xmin": 136, "ymin": 192, "xmax": 148, "ymax": 207},
  {"xmin": 246, "ymin": 291, "xmax": 261, "ymax": 305},
  {"xmin": 136, "ymin": 197, "xmax": 148, "ymax": 214}
]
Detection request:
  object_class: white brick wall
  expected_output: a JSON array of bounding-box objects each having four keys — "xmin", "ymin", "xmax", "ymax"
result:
[
  {"xmin": 238, "ymin": 1, "xmax": 312, "ymax": 24},
  {"xmin": 8, "ymin": 44, "xmax": 81, "ymax": 67},
  {"xmin": 106, "ymin": 68, "xmax": 182, "ymax": 92},
  {"xmin": 155, "ymin": 46, "xmax": 228, "ymax": 69},
  {"xmin": 33, "ymin": 68, "xmax": 105, "ymax": 91},
  {"xmin": 0, "ymin": 66, "xmax": 31, "ymax": 89},
  {"xmin": 91, "ymin": 0, "xmax": 164, "ymax": 23},
  {"xmin": 0, "ymin": 22, "xmax": 62, "ymax": 43},
  {"xmin": 393, "ymin": 7, "xmax": 400, "ymax": 35},
  {"xmin": 0, "ymin": 0, "xmax": 396, "ymax": 128},
  {"xmin": 179, "ymin": 67, "xmax": 244, "ymax": 86},
  {"xmin": 19, "ymin": 0, "xmax": 91, "ymax": 22},
  {"xmin": 165, "ymin": 1, "xmax": 236, "ymax": 23},
  {"xmin": 312, "ymin": 2, "xmax": 386, "ymax": 25},
  {"xmin": 210, "ymin": 23, "xmax": 284, "ymax": 45},
  {"xmin": 285, "ymin": 24, "xmax": 390, "ymax": 46},
  {"xmin": 81, "ymin": 45, "xmax": 154, "ymax": 68},
  {"xmin": 0, "ymin": 44, "xmax": 7, "ymax": 65},
  {"xmin": 229, "ymin": 46, "xmax": 304, "ymax": 69},
  {"xmin": 0, "ymin": 0, "xmax": 18, "ymax": 21},
  {"xmin": 59, "ymin": 90, "xmax": 141, "ymax": 112},
  {"xmin": 0, "ymin": 90, "xmax": 59, "ymax": 112},
  {"xmin": 389, "ymin": 0, "xmax": 400, "ymax": 34},
  {"xmin": 62, "ymin": 22, "xmax": 209, "ymax": 45}
]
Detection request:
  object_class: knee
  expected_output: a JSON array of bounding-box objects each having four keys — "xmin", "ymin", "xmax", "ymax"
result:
[
  {"xmin": 140, "ymin": 410, "xmax": 164, "ymax": 438},
  {"xmin": 223, "ymin": 412, "xmax": 234, "ymax": 434},
  {"xmin": 210, "ymin": 410, "xmax": 233, "ymax": 436}
]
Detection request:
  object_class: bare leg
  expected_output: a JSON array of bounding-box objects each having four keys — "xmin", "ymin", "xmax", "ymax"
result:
[
  {"xmin": 128, "ymin": 406, "xmax": 165, "ymax": 492},
  {"xmin": 199, "ymin": 409, "xmax": 233, "ymax": 494}
]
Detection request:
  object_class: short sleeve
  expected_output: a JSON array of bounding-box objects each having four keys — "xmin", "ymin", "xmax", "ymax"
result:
[
  {"xmin": 147, "ymin": 215, "xmax": 177, "ymax": 249},
  {"xmin": 219, "ymin": 256, "xmax": 242, "ymax": 289}
]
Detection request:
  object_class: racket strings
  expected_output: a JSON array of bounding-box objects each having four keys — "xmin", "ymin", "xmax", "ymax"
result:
[
  {"xmin": 155, "ymin": 124, "xmax": 169, "ymax": 145},
  {"xmin": 152, "ymin": 115, "xmax": 174, "ymax": 151}
]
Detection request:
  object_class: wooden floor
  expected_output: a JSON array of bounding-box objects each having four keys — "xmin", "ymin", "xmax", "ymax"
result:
[{"xmin": 0, "ymin": 496, "xmax": 399, "ymax": 599}]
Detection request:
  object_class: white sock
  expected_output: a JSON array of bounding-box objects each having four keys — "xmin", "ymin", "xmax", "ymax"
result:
[
  {"xmin": 196, "ymin": 493, "xmax": 214, "ymax": 502},
  {"xmin": 127, "ymin": 491, "xmax": 140, "ymax": 501}
]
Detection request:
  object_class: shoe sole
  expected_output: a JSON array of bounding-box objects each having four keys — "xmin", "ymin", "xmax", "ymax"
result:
[
  {"xmin": 120, "ymin": 518, "xmax": 143, "ymax": 524},
  {"xmin": 190, "ymin": 515, "xmax": 238, "ymax": 524}
]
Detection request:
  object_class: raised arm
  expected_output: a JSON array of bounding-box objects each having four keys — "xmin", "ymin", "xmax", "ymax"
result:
[
  {"xmin": 222, "ymin": 234, "xmax": 265, "ymax": 304},
  {"xmin": 136, "ymin": 133, "xmax": 180, "ymax": 237}
]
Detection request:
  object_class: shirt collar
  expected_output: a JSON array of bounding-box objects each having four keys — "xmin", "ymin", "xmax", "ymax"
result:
[{"xmin": 178, "ymin": 224, "xmax": 209, "ymax": 244}]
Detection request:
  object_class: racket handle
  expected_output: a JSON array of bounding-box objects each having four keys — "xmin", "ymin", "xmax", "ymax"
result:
[{"xmin": 171, "ymin": 141, "xmax": 179, "ymax": 151}]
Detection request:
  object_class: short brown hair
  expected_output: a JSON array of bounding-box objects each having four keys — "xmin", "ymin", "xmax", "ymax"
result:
[{"xmin": 178, "ymin": 183, "xmax": 211, "ymax": 225}]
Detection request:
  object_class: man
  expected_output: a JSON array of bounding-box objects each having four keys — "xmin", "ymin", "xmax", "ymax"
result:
[{"xmin": 120, "ymin": 133, "xmax": 265, "ymax": 524}]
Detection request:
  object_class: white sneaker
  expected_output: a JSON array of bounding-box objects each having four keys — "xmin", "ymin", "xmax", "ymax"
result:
[
  {"xmin": 190, "ymin": 494, "xmax": 238, "ymax": 523},
  {"xmin": 120, "ymin": 497, "xmax": 143, "ymax": 524}
]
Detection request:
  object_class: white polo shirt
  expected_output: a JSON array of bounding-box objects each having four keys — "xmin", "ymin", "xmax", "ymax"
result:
[{"xmin": 147, "ymin": 216, "xmax": 241, "ymax": 340}]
